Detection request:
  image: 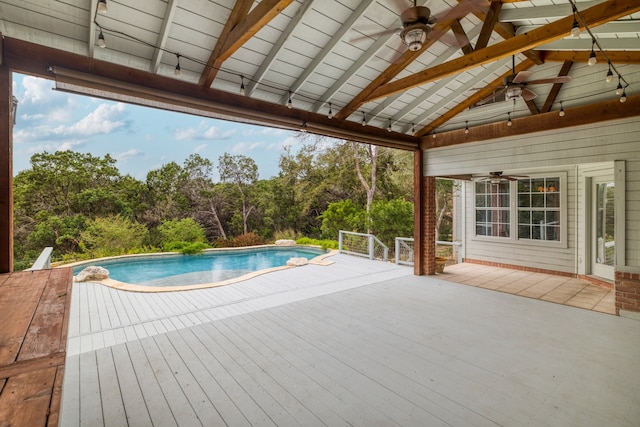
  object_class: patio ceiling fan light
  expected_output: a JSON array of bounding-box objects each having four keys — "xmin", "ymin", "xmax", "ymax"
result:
[
  {"xmin": 506, "ymin": 86, "xmax": 522, "ymax": 100},
  {"xmin": 401, "ymin": 25, "xmax": 428, "ymax": 52}
]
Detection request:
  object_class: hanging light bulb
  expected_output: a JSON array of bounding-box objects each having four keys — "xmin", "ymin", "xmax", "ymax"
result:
[
  {"xmin": 432, "ymin": 130, "xmax": 436, "ymax": 139},
  {"xmin": 616, "ymin": 76, "xmax": 624, "ymax": 95},
  {"xmin": 387, "ymin": 119, "xmax": 392, "ymax": 132},
  {"xmin": 239, "ymin": 76, "xmax": 245, "ymax": 95},
  {"xmin": 605, "ymin": 62, "xmax": 614, "ymax": 83},
  {"xmin": 620, "ymin": 89, "xmax": 627, "ymax": 103},
  {"xmin": 570, "ymin": 6, "xmax": 580, "ymax": 37},
  {"xmin": 174, "ymin": 54, "xmax": 181, "ymax": 76},
  {"xmin": 464, "ymin": 121, "xmax": 469, "ymax": 134},
  {"xmin": 98, "ymin": 29, "xmax": 106, "ymax": 48},
  {"xmin": 412, "ymin": 123, "xmax": 416, "ymax": 135},
  {"xmin": 287, "ymin": 91, "xmax": 293, "ymax": 109},
  {"xmin": 97, "ymin": 0, "xmax": 108, "ymax": 14},
  {"xmin": 300, "ymin": 121, "xmax": 308, "ymax": 132},
  {"xmin": 587, "ymin": 40, "xmax": 597, "ymax": 66},
  {"xmin": 361, "ymin": 111, "xmax": 366, "ymax": 126},
  {"xmin": 559, "ymin": 102, "xmax": 565, "ymax": 117},
  {"xmin": 327, "ymin": 103, "xmax": 333, "ymax": 119},
  {"xmin": 507, "ymin": 113, "xmax": 512, "ymax": 126}
]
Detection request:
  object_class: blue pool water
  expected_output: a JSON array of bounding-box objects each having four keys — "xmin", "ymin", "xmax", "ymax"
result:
[{"xmin": 72, "ymin": 246, "xmax": 326, "ymax": 287}]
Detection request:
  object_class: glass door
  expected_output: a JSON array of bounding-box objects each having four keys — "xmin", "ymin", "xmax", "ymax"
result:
[{"xmin": 592, "ymin": 180, "xmax": 615, "ymax": 280}]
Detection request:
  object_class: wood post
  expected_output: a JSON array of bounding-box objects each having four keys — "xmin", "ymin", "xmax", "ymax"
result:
[{"xmin": 0, "ymin": 61, "xmax": 13, "ymax": 273}]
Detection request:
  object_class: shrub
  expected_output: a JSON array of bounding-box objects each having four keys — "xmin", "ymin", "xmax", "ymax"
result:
[
  {"xmin": 320, "ymin": 200, "xmax": 365, "ymax": 239},
  {"xmin": 79, "ymin": 215, "xmax": 148, "ymax": 257},
  {"xmin": 158, "ymin": 218, "xmax": 207, "ymax": 250},
  {"xmin": 296, "ymin": 237, "xmax": 338, "ymax": 250},
  {"xmin": 211, "ymin": 232, "xmax": 265, "ymax": 248}
]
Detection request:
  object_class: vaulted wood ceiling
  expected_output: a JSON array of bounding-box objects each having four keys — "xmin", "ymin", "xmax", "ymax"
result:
[{"xmin": 1, "ymin": 0, "xmax": 639, "ymax": 150}]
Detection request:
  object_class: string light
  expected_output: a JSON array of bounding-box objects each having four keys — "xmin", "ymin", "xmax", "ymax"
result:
[
  {"xmin": 174, "ymin": 54, "xmax": 181, "ymax": 76},
  {"xmin": 97, "ymin": 0, "xmax": 107, "ymax": 14},
  {"xmin": 98, "ymin": 29, "xmax": 106, "ymax": 48},
  {"xmin": 559, "ymin": 102, "xmax": 565, "ymax": 117},
  {"xmin": 327, "ymin": 103, "xmax": 333, "ymax": 119},
  {"xmin": 605, "ymin": 62, "xmax": 613, "ymax": 83},
  {"xmin": 464, "ymin": 121, "xmax": 469, "ymax": 134},
  {"xmin": 570, "ymin": 5, "xmax": 580, "ymax": 37},
  {"xmin": 587, "ymin": 39, "xmax": 597, "ymax": 66},
  {"xmin": 300, "ymin": 121, "xmax": 308, "ymax": 132},
  {"xmin": 432, "ymin": 130, "xmax": 436, "ymax": 139},
  {"xmin": 387, "ymin": 119, "xmax": 392, "ymax": 132},
  {"xmin": 412, "ymin": 123, "xmax": 416, "ymax": 135},
  {"xmin": 507, "ymin": 113, "xmax": 512, "ymax": 126},
  {"xmin": 287, "ymin": 91, "xmax": 293, "ymax": 109},
  {"xmin": 361, "ymin": 111, "xmax": 366, "ymax": 126},
  {"xmin": 616, "ymin": 76, "xmax": 624, "ymax": 95},
  {"xmin": 239, "ymin": 76, "xmax": 245, "ymax": 95},
  {"xmin": 620, "ymin": 89, "xmax": 627, "ymax": 103}
]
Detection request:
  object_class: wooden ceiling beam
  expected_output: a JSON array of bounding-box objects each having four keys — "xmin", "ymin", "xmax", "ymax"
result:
[
  {"xmin": 450, "ymin": 19, "xmax": 474, "ymax": 55},
  {"xmin": 420, "ymin": 93, "xmax": 640, "ymax": 149},
  {"xmin": 199, "ymin": 0, "xmax": 253, "ymax": 88},
  {"xmin": 541, "ymin": 60, "xmax": 573, "ymax": 113},
  {"xmin": 541, "ymin": 50, "xmax": 640, "ymax": 64},
  {"xmin": 417, "ymin": 58, "xmax": 536, "ymax": 137},
  {"xmin": 524, "ymin": 98, "xmax": 539, "ymax": 115},
  {"xmin": 474, "ymin": 0, "xmax": 502, "ymax": 50},
  {"xmin": 369, "ymin": 0, "xmax": 640, "ymax": 102}
]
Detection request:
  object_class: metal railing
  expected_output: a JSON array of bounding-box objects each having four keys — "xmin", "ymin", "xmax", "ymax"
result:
[
  {"xmin": 338, "ymin": 231, "xmax": 388, "ymax": 262},
  {"xmin": 394, "ymin": 239, "xmax": 463, "ymax": 266}
]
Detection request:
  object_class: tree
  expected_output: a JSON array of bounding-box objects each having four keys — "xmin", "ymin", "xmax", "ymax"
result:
[
  {"xmin": 218, "ymin": 153, "xmax": 258, "ymax": 234},
  {"xmin": 353, "ymin": 142, "xmax": 378, "ymax": 220},
  {"xmin": 369, "ymin": 199, "xmax": 414, "ymax": 250},
  {"xmin": 158, "ymin": 218, "xmax": 207, "ymax": 247},
  {"xmin": 435, "ymin": 179, "xmax": 456, "ymax": 241},
  {"xmin": 79, "ymin": 215, "xmax": 149, "ymax": 257},
  {"xmin": 320, "ymin": 200, "xmax": 365, "ymax": 239}
]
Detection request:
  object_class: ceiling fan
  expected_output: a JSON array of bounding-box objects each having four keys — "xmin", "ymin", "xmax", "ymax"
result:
[
  {"xmin": 473, "ymin": 171, "xmax": 528, "ymax": 183},
  {"xmin": 352, "ymin": 0, "xmax": 490, "ymax": 53},
  {"xmin": 477, "ymin": 56, "xmax": 572, "ymax": 106}
]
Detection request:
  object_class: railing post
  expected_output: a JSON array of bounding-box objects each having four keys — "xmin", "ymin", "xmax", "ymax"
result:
[
  {"xmin": 395, "ymin": 238, "xmax": 400, "ymax": 265},
  {"xmin": 338, "ymin": 230, "xmax": 343, "ymax": 254},
  {"xmin": 368, "ymin": 235, "xmax": 374, "ymax": 260}
]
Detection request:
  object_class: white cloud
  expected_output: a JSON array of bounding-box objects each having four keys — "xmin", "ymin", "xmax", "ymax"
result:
[
  {"xmin": 231, "ymin": 140, "xmax": 267, "ymax": 153},
  {"xmin": 114, "ymin": 149, "xmax": 143, "ymax": 162},
  {"xmin": 26, "ymin": 139, "xmax": 87, "ymax": 154},
  {"xmin": 174, "ymin": 122, "xmax": 236, "ymax": 141},
  {"xmin": 22, "ymin": 76, "xmax": 56, "ymax": 105},
  {"xmin": 53, "ymin": 103, "xmax": 126, "ymax": 136}
]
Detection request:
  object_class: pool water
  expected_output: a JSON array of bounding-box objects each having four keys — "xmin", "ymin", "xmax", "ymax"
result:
[{"xmin": 72, "ymin": 246, "xmax": 325, "ymax": 287}]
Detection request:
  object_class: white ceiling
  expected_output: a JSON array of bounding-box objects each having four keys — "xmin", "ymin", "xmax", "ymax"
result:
[{"xmin": 1, "ymin": 0, "xmax": 638, "ymax": 141}]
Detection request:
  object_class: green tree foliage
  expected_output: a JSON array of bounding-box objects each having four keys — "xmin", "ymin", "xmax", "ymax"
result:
[
  {"xmin": 218, "ymin": 153, "xmax": 258, "ymax": 234},
  {"xmin": 158, "ymin": 218, "xmax": 207, "ymax": 250},
  {"xmin": 320, "ymin": 200, "xmax": 365, "ymax": 239},
  {"xmin": 79, "ymin": 215, "xmax": 149, "ymax": 257},
  {"xmin": 369, "ymin": 199, "xmax": 414, "ymax": 249}
]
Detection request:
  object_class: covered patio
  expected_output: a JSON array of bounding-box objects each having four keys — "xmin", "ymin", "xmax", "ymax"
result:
[{"xmin": 60, "ymin": 254, "xmax": 639, "ymax": 426}]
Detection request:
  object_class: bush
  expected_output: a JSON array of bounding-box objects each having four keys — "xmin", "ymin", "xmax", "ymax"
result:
[
  {"xmin": 79, "ymin": 215, "xmax": 149, "ymax": 258},
  {"xmin": 273, "ymin": 228, "xmax": 301, "ymax": 241},
  {"xmin": 369, "ymin": 199, "xmax": 413, "ymax": 249},
  {"xmin": 158, "ymin": 218, "xmax": 207, "ymax": 250},
  {"xmin": 296, "ymin": 237, "xmax": 338, "ymax": 250},
  {"xmin": 211, "ymin": 232, "xmax": 265, "ymax": 248},
  {"xmin": 320, "ymin": 200, "xmax": 365, "ymax": 239}
]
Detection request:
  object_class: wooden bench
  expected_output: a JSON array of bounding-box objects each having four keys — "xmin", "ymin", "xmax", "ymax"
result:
[{"xmin": 0, "ymin": 268, "xmax": 73, "ymax": 427}]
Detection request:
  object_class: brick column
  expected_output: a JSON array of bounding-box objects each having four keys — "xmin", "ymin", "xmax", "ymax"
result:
[
  {"xmin": 615, "ymin": 272, "xmax": 640, "ymax": 317},
  {"xmin": 422, "ymin": 176, "xmax": 436, "ymax": 275}
]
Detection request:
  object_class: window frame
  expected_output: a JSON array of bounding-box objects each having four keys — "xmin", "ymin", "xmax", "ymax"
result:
[{"xmin": 472, "ymin": 172, "xmax": 568, "ymax": 248}]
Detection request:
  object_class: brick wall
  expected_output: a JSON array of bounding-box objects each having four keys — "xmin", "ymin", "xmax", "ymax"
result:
[
  {"xmin": 422, "ymin": 176, "xmax": 436, "ymax": 275},
  {"xmin": 615, "ymin": 272, "xmax": 640, "ymax": 315}
]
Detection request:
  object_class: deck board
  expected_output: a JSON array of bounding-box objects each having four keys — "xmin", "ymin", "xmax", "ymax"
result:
[
  {"xmin": 0, "ymin": 268, "xmax": 73, "ymax": 427},
  {"xmin": 59, "ymin": 255, "xmax": 640, "ymax": 426}
]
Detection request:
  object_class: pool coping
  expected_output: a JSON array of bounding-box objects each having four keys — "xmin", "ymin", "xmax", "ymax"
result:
[{"xmin": 63, "ymin": 245, "xmax": 337, "ymax": 293}]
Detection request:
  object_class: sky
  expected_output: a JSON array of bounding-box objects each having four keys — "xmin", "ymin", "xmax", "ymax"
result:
[{"xmin": 11, "ymin": 73, "xmax": 306, "ymax": 181}]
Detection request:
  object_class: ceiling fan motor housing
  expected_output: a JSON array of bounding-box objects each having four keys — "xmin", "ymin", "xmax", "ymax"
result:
[{"xmin": 400, "ymin": 6, "xmax": 432, "ymax": 51}]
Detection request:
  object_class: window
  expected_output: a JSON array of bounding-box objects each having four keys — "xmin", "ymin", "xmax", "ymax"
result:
[
  {"xmin": 474, "ymin": 174, "xmax": 565, "ymax": 244},
  {"xmin": 475, "ymin": 181, "xmax": 510, "ymax": 237},
  {"xmin": 517, "ymin": 177, "xmax": 560, "ymax": 241}
]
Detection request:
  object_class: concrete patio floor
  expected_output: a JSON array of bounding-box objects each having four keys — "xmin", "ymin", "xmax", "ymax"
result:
[
  {"xmin": 439, "ymin": 262, "xmax": 616, "ymax": 315},
  {"xmin": 60, "ymin": 254, "xmax": 639, "ymax": 426}
]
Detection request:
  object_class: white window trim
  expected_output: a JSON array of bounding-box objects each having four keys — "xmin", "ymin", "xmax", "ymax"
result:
[{"xmin": 472, "ymin": 172, "xmax": 568, "ymax": 248}]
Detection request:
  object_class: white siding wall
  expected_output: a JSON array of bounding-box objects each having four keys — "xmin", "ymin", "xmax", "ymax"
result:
[{"xmin": 424, "ymin": 117, "xmax": 640, "ymax": 273}]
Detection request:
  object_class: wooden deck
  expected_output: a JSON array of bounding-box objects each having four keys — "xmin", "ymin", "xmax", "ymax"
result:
[
  {"xmin": 60, "ymin": 255, "xmax": 640, "ymax": 426},
  {"xmin": 0, "ymin": 268, "xmax": 73, "ymax": 427}
]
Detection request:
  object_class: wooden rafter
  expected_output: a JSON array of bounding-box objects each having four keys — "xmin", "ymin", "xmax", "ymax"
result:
[
  {"xmin": 541, "ymin": 50, "xmax": 640, "ymax": 64},
  {"xmin": 417, "ymin": 58, "xmax": 536, "ymax": 137},
  {"xmin": 199, "ymin": 0, "xmax": 294, "ymax": 88},
  {"xmin": 420, "ymin": 93, "xmax": 640, "ymax": 149},
  {"xmin": 541, "ymin": 60, "xmax": 573, "ymax": 113},
  {"xmin": 475, "ymin": 0, "xmax": 502, "ymax": 50},
  {"xmin": 524, "ymin": 98, "xmax": 539, "ymax": 115},
  {"xmin": 368, "ymin": 0, "xmax": 640, "ymax": 102},
  {"xmin": 199, "ymin": 0, "xmax": 253, "ymax": 87}
]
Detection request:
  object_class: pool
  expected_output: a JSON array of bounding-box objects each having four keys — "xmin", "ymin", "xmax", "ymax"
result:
[{"xmin": 71, "ymin": 246, "xmax": 331, "ymax": 289}]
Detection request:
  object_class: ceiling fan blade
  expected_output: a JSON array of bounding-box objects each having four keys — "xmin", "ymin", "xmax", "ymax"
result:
[
  {"xmin": 350, "ymin": 28, "xmax": 400, "ymax": 44},
  {"xmin": 526, "ymin": 76, "xmax": 572, "ymax": 85},
  {"xmin": 511, "ymin": 70, "xmax": 533, "ymax": 84},
  {"xmin": 521, "ymin": 88, "xmax": 537, "ymax": 101},
  {"xmin": 432, "ymin": 0, "xmax": 490, "ymax": 23},
  {"xmin": 477, "ymin": 87, "xmax": 507, "ymax": 105},
  {"xmin": 389, "ymin": 0, "xmax": 410, "ymax": 14}
]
